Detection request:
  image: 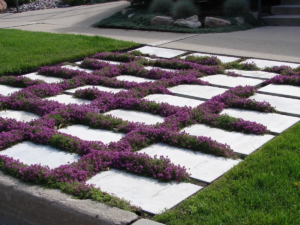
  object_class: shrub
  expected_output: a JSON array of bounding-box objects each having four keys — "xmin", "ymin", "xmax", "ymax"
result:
[
  {"xmin": 149, "ymin": 0, "xmax": 174, "ymax": 14},
  {"xmin": 5, "ymin": 0, "xmax": 36, "ymax": 6},
  {"xmin": 223, "ymin": 0, "xmax": 250, "ymax": 17},
  {"xmin": 171, "ymin": 0, "xmax": 199, "ymax": 19},
  {"xmin": 61, "ymin": 0, "xmax": 88, "ymax": 6}
]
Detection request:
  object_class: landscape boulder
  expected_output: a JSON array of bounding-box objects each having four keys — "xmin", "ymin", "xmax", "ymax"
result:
[
  {"xmin": 128, "ymin": 13, "xmax": 134, "ymax": 18},
  {"xmin": 150, "ymin": 16, "xmax": 174, "ymax": 25},
  {"xmin": 0, "ymin": 0, "xmax": 7, "ymax": 12},
  {"xmin": 174, "ymin": 15, "xmax": 201, "ymax": 28},
  {"xmin": 235, "ymin": 17, "xmax": 245, "ymax": 25},
  {"xmin": 121, "ymin": 8, "xmax": 133, "ymax": 15},
  {"xmin": 205, "ymin": 17, "xmax": 231, "ymax": 28}
]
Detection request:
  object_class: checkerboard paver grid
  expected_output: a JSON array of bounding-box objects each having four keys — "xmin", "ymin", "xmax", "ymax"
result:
[{"xmin": 1, "ymin": 47, "xmax": 300, "ymax": 215}]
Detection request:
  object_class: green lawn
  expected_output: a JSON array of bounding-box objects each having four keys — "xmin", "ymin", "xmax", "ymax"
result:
[
  {"xmin": 154, "ymin": 122, "xmax": 300, "ymax": 224},
  {"xmin": 0, "ymin": 29, "xmax": 139, "ymax": 75}
]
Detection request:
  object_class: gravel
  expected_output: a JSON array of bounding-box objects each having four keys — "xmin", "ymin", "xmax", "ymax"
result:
[{"xmin": 7, "ymin": 0, "xmax": 69, "ymax": 13}]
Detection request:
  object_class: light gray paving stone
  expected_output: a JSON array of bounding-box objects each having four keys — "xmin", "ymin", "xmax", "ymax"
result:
[
  {"xmin": 46, "ymin": 94, "xmax": 91, "ymax": 105},
  {"xmin": 61, "ymin": 65, "xmax": 94, "ymax": 73},
  {"xmin": 258, "ymin": 84, "xmax": 300, "ymax": 99},
  {"xmin": 221, "ymin": 108, "xmax": 300, "ymax": 134},
  {"xmin": 143, "ymin": 94, "xmax": 204, "ymax": 108},
  {"xmin": 86, "ymin": 169, "xmax": 202, "ymax": 214},
  {"xmin": 22, "ymin": 73, "xmax": 63, "ymax": 84},
  {"xmin": 59, "ymin": 125, "xmax": 125, "ymax": 144},
  {"xmin": 104, "ymin": 109, "xmax": 164, "ymax": 125},
  {"xmin": 64, "ymin": 85, "xmax": 125, "ymax": 94},
  {"xmin": 200, "ymin": 75, "xmax": 264, "ymax": 88},
  {"xmin": 143, "ymin": 57, "xmax": 158, "ymax": 61},
  {"xmin": 96, "ymin": 59, "xmax": 123, "ymax": 65},
  {"xmin": 0, "ymin": 110, "xmax": 40, "ymax": 122},
  {"xmin": 0, "ymin": 85, "xmax": 22, "ymax": 96},
  {"xmin": 182, "ymin": 124, "xmax": 274, "ymax": 155},
  {"xmin": 182, "ymin": 53, "xmax": 240, "ymax": 63},
  {"xmin": 0, "ymin": 142, "xmax": 80, "ymax": 169},
  {"xmin": 134, "ymin": 46, "xmax": 186, "ymax": 59},
  {"xmin": 241, "ymin": 59, "xmax": 300, "ymax": 69},
  {"xmin": 132, "ymin": 219, "xmax": 164, "ymax": 225},
  {"xmin": 144, "ymin": 66, "xmax": 177, "ymax": 72},
  {"xmin": 225, "ymin": 69, "xmax": 278, "ymax": 80},
  {"xmin": 168, "ymin": 85, "xmax": 227, "ymax": 101},
  {"xmin": 139, "ymin": 143, "xmax": 241, "ymax": 183},
  {"xmin": 116, "ymin": 75, "xmax": 155, "ymax": 83},
  {"xmin": 249, "ymin": 93, "xmax": 300, "ymax": 117}
]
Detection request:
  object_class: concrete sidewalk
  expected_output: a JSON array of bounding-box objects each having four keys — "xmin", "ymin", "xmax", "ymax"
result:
[{"xmin": 1, "ymin": 1, "xmax": 300, "ymax": 63}]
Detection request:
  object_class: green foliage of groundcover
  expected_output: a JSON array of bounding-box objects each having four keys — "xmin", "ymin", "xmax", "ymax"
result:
[
  {"xmin": 154, "ymin": 122, "xmax": 300, "ymax": 224},
  {"xmin": 95, "ymin": 8, "xmax": 253, "ymax": 34},
  {"xmin": 0, "ymin": 29, "xmax": 139, "ymax": 75}
]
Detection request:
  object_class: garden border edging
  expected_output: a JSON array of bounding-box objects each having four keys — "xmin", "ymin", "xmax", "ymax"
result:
[{"xmin": 0, "ymin": 171, "xmax": 138, "ymax": 225}]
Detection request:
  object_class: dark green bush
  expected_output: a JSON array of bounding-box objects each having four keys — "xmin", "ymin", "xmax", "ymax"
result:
[
  {"xmin": 223, "ymin": 0, "xmax": 250, "ymax": 17},
  {"xmin": 62, "ymin": 0, "xmax": 88, "ymax": 6},
  {"xmin": 5, "ymin": 0, "xmax": 37, "ymax": 6},
  {"xmin": 171, "ymin": 0, "xmax": 199, "ymax": 19},
  {"xmin": 149, "ymin": 0, "xmax": 173, "ymax": 14}
]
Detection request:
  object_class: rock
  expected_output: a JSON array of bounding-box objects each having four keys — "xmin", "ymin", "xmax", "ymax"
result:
[
  {"xmin": 186, "ymin": 15, "xmax": 199, "ymax": 23},
  {"xmin": 0, "ymin": 0, "xmax": 7, "ymax": 12},
  {"xmin": 150, "ymin": 16, "xmax": 174, "ymax": 25},
  {"xmin": 174, "ymin": 15, "xmax": 201, "ymax": 28},
  {"xmin": 235, "ymin": 17, "xmax": 245, "ymax": 25},
  {"xmin": 121, "ymin": 8, "xmax": 133, "ymax": 15},
  {"xmin": 251, "ymin": 11, "xmax": 258, "ymax": 19},
  {"xmin": 128, "ymin": 13, "xmax": 134, "ymax": 18},
  {"xmin": 205, "ymin": 17, "xmax": 231, "ymax": 28}
]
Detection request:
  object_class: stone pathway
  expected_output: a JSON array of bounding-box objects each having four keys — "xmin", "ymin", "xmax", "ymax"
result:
[{"xmin": 0, "ymin": 46, "xmax": 300, "ymax": 219}]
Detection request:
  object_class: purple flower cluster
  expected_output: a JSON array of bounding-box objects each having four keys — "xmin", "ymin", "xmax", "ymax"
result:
[
  {"xmin": 264, "ymin": 65, "xmax": 300, "ymax": 76},
  {"xmin": 264, "ymin": 75, "xmax": 300, "ymax": 86}
]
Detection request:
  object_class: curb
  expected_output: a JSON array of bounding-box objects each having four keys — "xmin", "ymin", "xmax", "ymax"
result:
[{"xmin": 0, "ymin": 171, "xmax": 138, "ymax": 225}]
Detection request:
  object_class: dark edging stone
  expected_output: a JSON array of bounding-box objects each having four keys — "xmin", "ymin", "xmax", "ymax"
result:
[{"xmin": 0, "ymin": 171, "xmax": 138, "ymax": 225}]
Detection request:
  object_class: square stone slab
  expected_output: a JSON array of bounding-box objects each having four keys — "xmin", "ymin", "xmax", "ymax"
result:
[
  {"xmin": 96, "ymin": 59, "xmax": 123, "ymax": 65},
  {"xmin": 116, "ymin": 75, "xmax": 155, "ymax": 83},
  {"xmin": 64, "ymin": 85, "xmax": 125, "ymax": 94},
  {"xmin": 139, "ymin": 143, "xmax": 241, "ymax": 183},
  {"xmin": 134, "ymin": 46, "xmax": 186, "ymax": 59},
  {"xmin": 59, "ymin": 125, "xmax": 125, "ymax": 144},
  {"xmin": 241, "ymin": 59, "xmax": 300, "ymax": 69},
  {"xmin": 182, "ymin": 124, "xmax": 274, "ymax": 155},
  {"xmin": 143, "ymin": 94, "xmax": 204, "ymax": 108},
  {"xmin": 22, "ymin": 73, "xmax": 63, "ymax": 84},
  {"xmin": 0, "ymin": 110, "xmax": 40, "ymax": 122},
  {"xmin": 0, "ymin": 141, "xmax": 80, "ymax": 169},
  {"xmin": 0, "ymin": 85, "xmax": 22, "ymax": 96},
  {"xmin": 221, "ymin": 108, "xmax": 300, "ymax": 134},
  {"xmin": 61, "ymin": 65, "xmax": 94, "ymax": 73},
  {"xmin": 144, "ymin": 66, "xmax": 177, "ymax": 72},
  {"xmin": 104, "ymin": 109, "xmax": 165, "ymax": 125},
  {"xmin": 200, "ymin": 75, "xmax": 264, "ymax": 88},
  {"xmin": 182, "ymin": 53, "xmax": 240, "ymax": 63},
  {"xmin": 86, "ymin": 169, "xmax": 201, "ymax": 214},
  {"xmin": 258, "ymin": 84, "xmax": 300, "ymax": 99},
  {"xmin": 225, "ymin": 69, "xmax": 278, "ymax": 80},
  {"xmin": 46, "ymin": 94, "xmax": 91, "ymax": 105},
  {"xmin": 168, "ymin": 85, "xmax": 227, "ymax": 101},
  {"xmin": 249, "ymin": 93, "xmax": 300, "ymax": 117}
]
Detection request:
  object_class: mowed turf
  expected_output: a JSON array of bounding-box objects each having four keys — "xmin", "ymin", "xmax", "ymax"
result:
[
  {"xmin": 154, "ymin": 122, "xmax": 300, "ymax": 224},
  {"xmin": 0, "ymin": 29, "xmax": 139, "ymax": 75}
]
